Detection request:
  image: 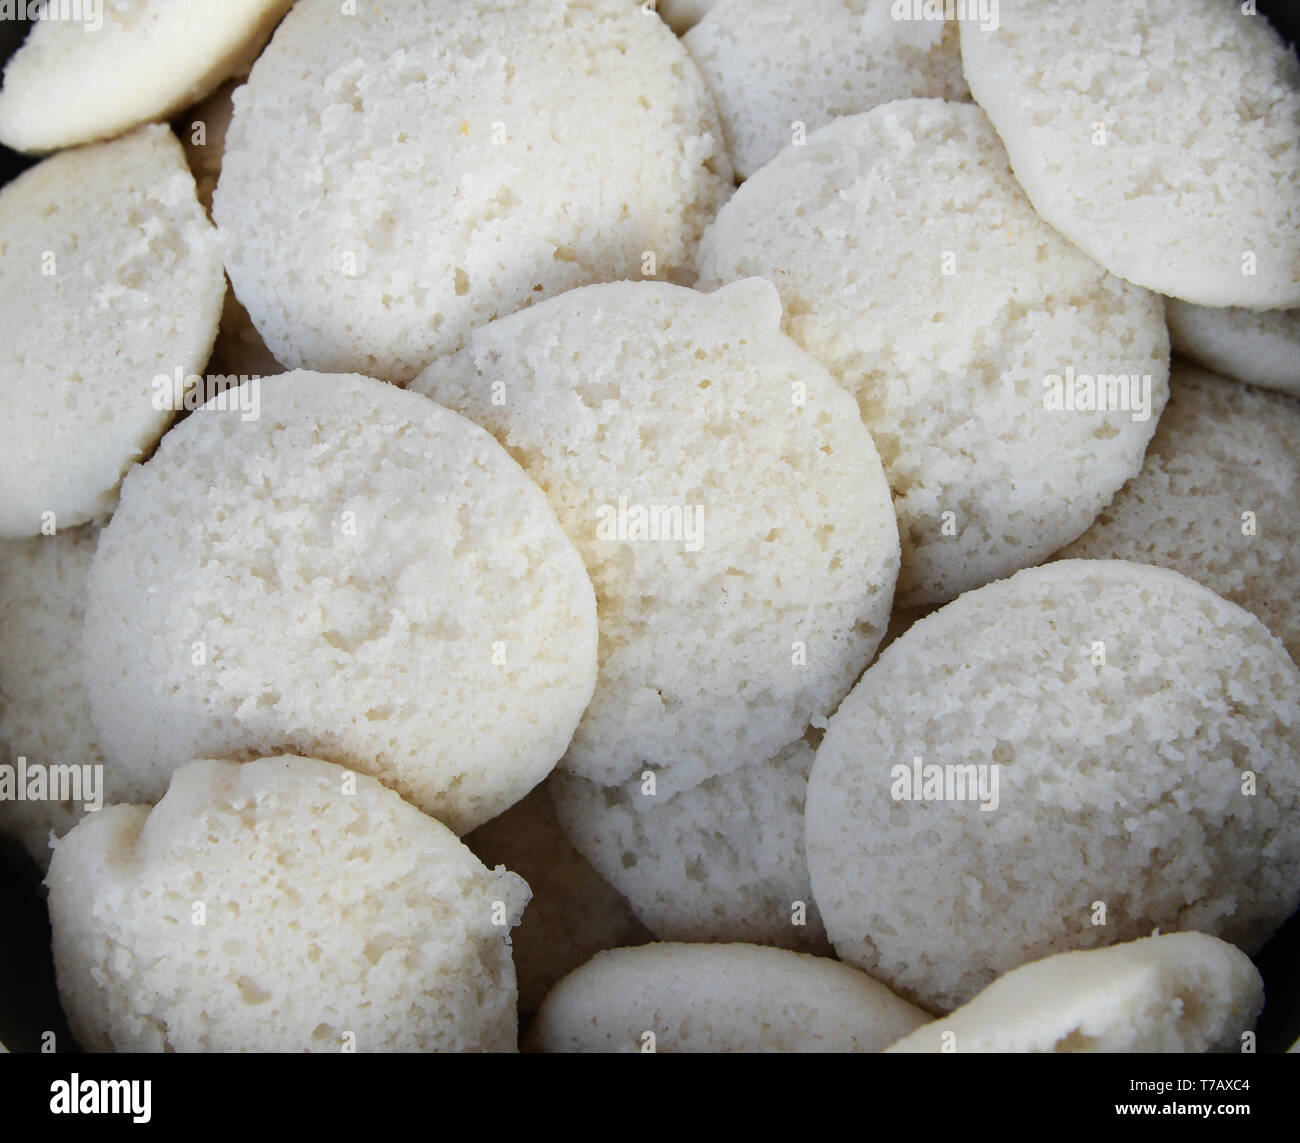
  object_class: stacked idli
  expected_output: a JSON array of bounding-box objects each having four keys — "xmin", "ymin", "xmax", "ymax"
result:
[
  {"xmin": 82, "ymin": 371, "xmax": 599, "ymax": 834},
  {"xmin": 696, "ymin": 99, "xmax": 1170, "ymax": 606},
  {"xmin": 47, "ymin": 756, "xmax": 529, "ymax": 1052},
  {"xmin": 806, "ymin": 561, "xmax": 1300, "ymax": 1012},
  {"xmin": 414, "ymin": 278, "xmax": 900, "ymax": 795},
  {"xmin": 958, "ymin": 0, "xmax": 1300, "ymax": 307},
  {"xmin": 214, "ymin": 0, "xmax": 733, "ymax": 382},
  {"xmin": 0, "ymin": 125, "xmax": 224, "ymax": 538},
  {"xmin": 4, "ymin": 0, "xmax": 1299, "ymax": 1057}
]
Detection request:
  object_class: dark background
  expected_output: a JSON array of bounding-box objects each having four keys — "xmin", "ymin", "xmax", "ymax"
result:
[{"xmin": 1, "ymin": 1, "xmax": 1298, "ymax": 1054}]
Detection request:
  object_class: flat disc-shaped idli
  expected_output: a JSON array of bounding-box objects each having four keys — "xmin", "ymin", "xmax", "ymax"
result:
[
  {"xmin": 959, "ymin": 0, "xmax": 1300, "ymax": 308},
  {"xmin": 0, "ymin": 0, "xmax": 294, "ymax": 153},
  {"xmin": 886, "ymin": 932, "xmax": 1263, "ymax": 1054},
  {"xmin": 82, "ymin": 372, "xmax": 598, "ymax": 834},
  {"xmin": 47, "ymin": 756, "xmax": 530, "ymax": 1052},
  {"xmin": 1165, "ymin": 301, "xmax": 1300, "ymax": 398},
  {"xmin": 0, "ymin": 529, "xmax": 105, "ymax": 871},
  {"xmin": 1058, "ymin": 363, "xmax": 1300, "ymax": 665},
  {"xmin": 527, "ymin": 942, "xmax": 928, "ymax": 1052},
  {"xmin": 806, "ymin": 560, "xmax": 1300, "ymax": 1013},
  {"xmin": 551, "ymin": 739, "xmax": 831, "ymax": 953},
  {"xmin": 696, "ymin": 99, "xmax": 1169, "ymax": 607},
  {"xmin": 214, "ymin": 0, "xmax": 732, "ymax": 383},
  {"xmin": 685, "ymin": 0, "xmax": 968, "ymax": 178},
  {"xmin": 413, "ymin": 278, "xmax": 899, "ymax": 793},
  {"xmin": 0, "ymin": 125, "xmax": 224, "ymax": 538}
]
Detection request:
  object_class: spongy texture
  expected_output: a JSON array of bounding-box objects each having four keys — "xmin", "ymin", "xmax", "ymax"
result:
[
  {"xmin": 466, "ymin": 779, "xmax": 652, "ymax": 1015},
  {"xmin": 685, "ymin": 0, "xmax": 968, "ymax": 178},
  {"xmin": 0, "ymin": 125, "xmax": 224, "ymax": 539},
  {"xmin": 657, "ymin": 0, "xmax": 718, "ymax": 34},
  {"xmin": 214, "ymin": 0, "xmax": 732, "ymax": 384},
  {"xmin": 806, "ymin": 560, "xmax": 1300, "ymax": 1013},
  {"xmin": 1165, "ymin": 301, "xmax": 1300, "ymax": 397},
  {"xmin": 178, "ymin": 81, "xmax": 283, "ymax": 379},
  {"xmin": 0, "ymin": 0, "xmax": 294, "ymax": 153},
  {"xmin": 551, "ymin": 739, "xmax": 831, "ymax": 952},
  {"xmin": 0, "ymin": 529, "xmax": 105, "ymax": 871},
  {"xmin": 46, "ymin": 755, "xmax": 530, "ymax": 1052},
  {"xmin": 527, "ymin": 942, "xmax": 928, "ymax": 1052},
  {"xmin": 959, "ymin": 0, "xmax": 1300, "ymax": 308},
  {"xmin": 413, "ymin": 278, "xmax": 899, "ymax": 792},
  {"xmin": 1058, "ymin": 364, "xmax": 1300, "ymax": 665},
  {"xmin": 886, "ymin": 932, "xmax": 1263, "ymax": 1053},
  {"xmin": 696, "ymin": 100, "xmax": 1169, "ymax": 606},
  {"xmin": 83, "ymin": 372, "xmax": 599, "ymax": 834}
]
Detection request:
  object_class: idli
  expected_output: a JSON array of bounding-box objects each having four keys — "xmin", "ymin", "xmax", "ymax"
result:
[
  {"xmin": 83, "ymin": 372, "xmax": 598, "ymax": 834},
  {"xmin": 413, "ymin": 278, "xmax": 899, "ymax": 793},
  {"xmin": 959, "ymin": 0, "xmax": 1300, "ymax": 307},
  {"xmin": 696, "ymin": 100, "xmax": 1169, "ymax": 606},
  {"xmin": 807, "ymin": 560, "xmax": 1300, "ymax": 1012},
  {"xmin": 47, "ymin": 755, "xmax": 529, "ymax": 1052}
]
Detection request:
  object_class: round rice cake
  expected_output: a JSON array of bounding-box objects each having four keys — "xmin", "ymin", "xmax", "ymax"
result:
[
  {"xmin": 806, "ymin": 560, "xmax": 1300, "ymax": 1013},
  {"xmin": 0, "ymin": 124, "xmax": 224, "ymax": 539},
  {"xmin": 466, "ymin": 779, "xmax": 652, "ymax": 1015},
  {"xmin": 1058, "ymin": 362, "xmax": 1300, "ymax": 665},
  {"xmin": 214, "ymin": 0, "xmax": 732, "ymax": 383},
  {"xmin": 1165, "ymin": 301, "xmax": 1300, "ymax": 398},
  {"xmin": 696, "ymin": 99, "xmax": 1169, "ymax": 607},
  {"xmin": 527, "ymin": 942, "xmax": 929, "ymax": 1052},
  {"xmin": 82, "ymin": 371, "xmax": 598, "ymax": 834},
  {"xmin": 551, "ymin": 738, "xmax": 831, "ymax": 953},
  {"xmin": 0, "ymin": 528, "xmax": 105, "ymax": 872},
  {"xmin": 685, "ymin": 0, "xmax": 968, "ymax": 178},
  {"xmin": 0, "ymin": 0, "xmax": 294, "ymax": 153},
  {"xmin": 958, "ymin": 0, "xmax": 1300, "ymax": 308},
  {"xmin": 886, "ymin": 932, "xmax": 1264, "ymax": 1053},
  {"xmin": 46, "ymin": 755, "xmax": 530, "ymax": 1052},
  {"xmin": 413, "ymin": 278, "xmax": 899, "ymax": 792}
]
